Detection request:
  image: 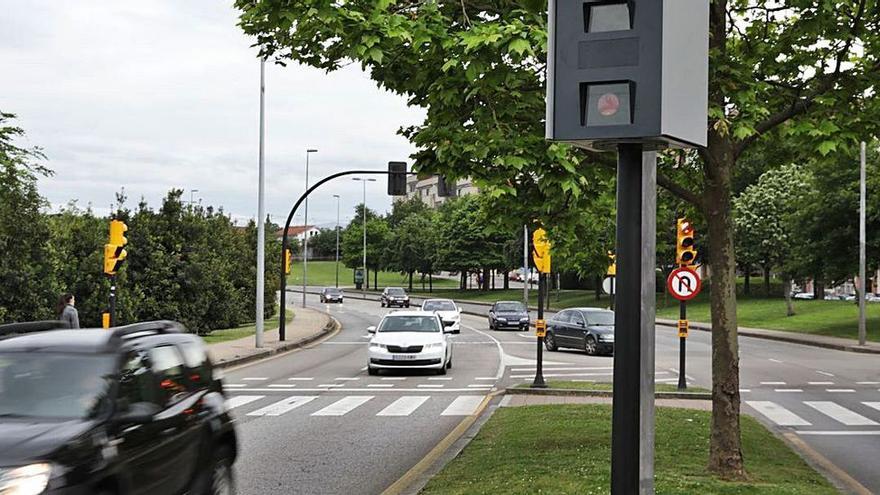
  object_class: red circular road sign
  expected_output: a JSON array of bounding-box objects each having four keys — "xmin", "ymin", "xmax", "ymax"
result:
[
  {"xmin": 667, "ymin": 267, "xmax": 702, "ymax": 301},
  {"xmin": 597, "ymin": 93, "xmax": 620, "ymax": 116}
]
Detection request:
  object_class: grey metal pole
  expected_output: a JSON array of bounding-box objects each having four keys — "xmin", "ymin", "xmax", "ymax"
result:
[
  {"xmin": 334, "ymin": 194, "xmax": 341, "ymax": 288},
  {"xmin": 523, "ymin": 225, "xmax": 529, "ymax": 308},
  {"xmin": 303, "ymin": 151, "xmax": 311, "ymax": 308},
  {"xmin": 255, "ymin": 58, "xmax": 266, "ymax": 348},
  {"xmin": 611, "ymin": 145, "xmax": 656, "ymax": 495},
  {"xmin": 362, "ymin": 179, "xmax": 367, "ymax": 298},
  {"xmin": 859, "ymin": 141, "xmax": 867, "ymax": 346}
]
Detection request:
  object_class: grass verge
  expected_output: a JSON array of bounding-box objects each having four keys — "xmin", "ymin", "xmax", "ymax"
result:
[
  {"xmin": 421, "ymin": 404, "xmax": 836, "ymax": 494},
  {"xmin": 202, "ymin": 309, "xmax": 295, "ymax": 344},
  {"xmin": 286, "ymin": 261, "xmax": 459, "ymax": 289},
  {"xmin": 514, "ymin": 380, "xmax": 710, "ymax": 394}
]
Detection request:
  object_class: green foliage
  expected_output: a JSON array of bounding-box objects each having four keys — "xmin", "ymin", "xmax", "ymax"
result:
[
  {"xmin": 341, "ymin": 204, "xmax": 390, "ymax": 272},
  {"xmin": 309, "ymin": 227, "xmax": 342, "ymax": 258}
]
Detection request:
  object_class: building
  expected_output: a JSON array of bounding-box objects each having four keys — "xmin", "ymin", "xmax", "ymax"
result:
[
  {"xmin": 275, "ymin": 225, "xmax": 320, "ymax": 258},
  {"xmin": 402, "ymin": 175, "xmax": 478, "ymax": 208}
]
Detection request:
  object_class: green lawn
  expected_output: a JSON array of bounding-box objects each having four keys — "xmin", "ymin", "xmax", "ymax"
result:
[
  {"xmin": 515, "ymin": 380, "xmax": 709, "ymax": 394},
  {"xmin": 287, "ymin": 261, "xmax": 459, "ymax": 289},
  {"xmin": 202, "ymin": 309, "xmax": 294, "ymax": 344},
  {"xmin": 421, "ymin": 404, "xmax": 836, "ymax": 494}
]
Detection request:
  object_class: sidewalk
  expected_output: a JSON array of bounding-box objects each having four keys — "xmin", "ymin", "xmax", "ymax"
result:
[{"xmin": 207, "ymin": 307, "xmax": 337, "ymax": 369}]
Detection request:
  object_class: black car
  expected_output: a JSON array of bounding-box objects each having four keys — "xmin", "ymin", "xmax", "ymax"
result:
[
  {"xmin": 381, "ymin": 287, "xmax": 410, "ymax": 308},
  {"xmin": 488, "ymin": 301, "xmax": 529, "ymax": 331},
  {"xmin": 0, "ymin": 320, "xmax": 237, "ymax": 495},
  {"xmin": 544, "ymin": 308, "xmax": 615, "ymax": 355},
  {"xmin": 320, "ymin": 287, "xmax": 344, "ymax": 303}
]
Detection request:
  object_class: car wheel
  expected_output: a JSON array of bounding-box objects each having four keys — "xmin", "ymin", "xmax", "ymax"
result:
[
  {"xmin": 405, "ymin": 303, "xmax": 410, "ymax": 308},
  {"xmin": 489, "ymin": 320, "xmax": 495, "ymax": 331},
  {"xmin": 381, "ymin": 301, "xmax": 385, "ymax": 308},
  {"xmin": 368, "ymin": 366, "xmax": 378, "ymax": 376},
  {"xmin": 544, "ymin": 332, "xmax": 558, "ymax": 351},
  {"xmin": 204, "ymin": 445, "xmax": 235, "ymax": 495},
  {"xmin": 437, "ymin": 359, "xmax": 448, "ymax": 375},
  {"xmin": 584, "ymin": 336, "xmax": 598, "ymax": 356},
  {"xmin": 446, "ymin": 357, "xmax": 452, "ymax": 369}
]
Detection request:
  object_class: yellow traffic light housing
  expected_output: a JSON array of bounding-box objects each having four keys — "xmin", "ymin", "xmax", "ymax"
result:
[
  {"xmin": 103, "ymin": 220, "xmax": 128, "ymax": 275},
  {"xmin": 607, "ymin": 251, "xmax": 616, "ymax": 276},
  {"xmin": 284, "ymin": 248, "xmax": 292, "ymax": 275},
  {"xmin": 676, "ymin": 218, "xmax": 697, "ymax": 266},
  {"xmin": 532, "ymin": 228, "xmax": 552, "ymax": 274}
]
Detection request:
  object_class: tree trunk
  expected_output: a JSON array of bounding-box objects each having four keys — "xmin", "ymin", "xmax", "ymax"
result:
[
  {"xmin": 814, "ymin": 278, "xmax": 825, "ymax": 300},
  {"xmin": 373, "ymin": 269, "xmax": 377, "ymax": 290},
  {"xmin": 408, "ymin": 270, "xmax": 413, "ymax": 291},
  {"xmin": 784, "ymin": 278, "xmax": 795, "ymax": 316},
  {"xmin": 492, "ymin": 270, "xmax": 496, "ymax": 290},
  {"xmin": 704, "ymin": 134, "xmax": 745, "ymax": 478},
  {"xmin": 504, "ymin": 271, "xmax": 510, "ymax": 289},
  {"xmin": 429, "ymin": 273, "xmax": 433, "ymax": 292},
  {"xmin": 421, "ymin": 272, "xmax": 425, "ymax": 291},
  {"xmin": 763, "ymin": 265, "xmax": 771, "ymax": 296},
  {"xmin": 482, "ymin": 268, "xmax": 490, "ymax": 291},
  {"xmin": 743, "ymin": 264, "xmax": 750, "ymax": 296},
  {"xmin": 596, "ymin": 275, "xmax": 601, "ymax": 300}
]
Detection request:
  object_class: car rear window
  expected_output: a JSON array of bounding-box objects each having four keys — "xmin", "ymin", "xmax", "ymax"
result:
[
  {"xmin": 423, "ymin": 301, "xmax": 456, "ymax": 311},
  {"xmin": 149, "ymin": 345, "xmax": 188, "ymax": 404},
  {"xmin": 586, "ymin": 312, "xmax": 615, "ymax": 326},
  {"xmin": 178, "ymin": 340, "xmax": 211, "ymax": 388},
  {"xmin": 378, "ymin": 316, "xmax": 440, "ymax": 333}
]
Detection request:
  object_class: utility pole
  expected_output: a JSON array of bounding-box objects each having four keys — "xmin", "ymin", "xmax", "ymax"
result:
[
  {"xmin": 859, "ymin": 141, "xmax": 867, "ymax": 346},
  {"xmin": 255, "ymin": 58, "xmax": 266, "ymax": 348},
  {"xmin": 334, "ymin": 194, "xmax": 341, "ymax": 288},
  {"xmin": 523, "ymin": 224, "xmax": 529, "ymax": 308},
  {"xmin": 353, "ymin": 177, "xmax": 376, "ymax": 297},
  {"xmin": 303, "ymin": 148, "xmax": 318, "ymax": 308}
]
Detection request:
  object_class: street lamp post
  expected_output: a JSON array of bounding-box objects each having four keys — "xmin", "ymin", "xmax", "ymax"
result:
[
  {"xmin": 190, "ymin": 189, "xmax": 200, "ymax": 207},
  {"xmin": 352, "ymin": 178, "xmax": 376, "ymax": 297},
  {"xmin": 303, "ymin": 148, "xmax": 318, "ymax": 308},
  {"xmin": 255, "ymin": 59, "xmax": 266, "ymax": 348},
  {"xmin": 333, "ymin": 194, "xmax": 341, "ymax": 288}
]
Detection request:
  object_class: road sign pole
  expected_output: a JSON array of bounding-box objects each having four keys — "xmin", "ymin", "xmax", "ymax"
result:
[
  {"xmin": 678, "ymin": 300, "xmax": 687, "ymax": 390},
  {"xmin": 532, "ymin": 272, "xmax": 547, "ymax": 388},
  {"xmin": 611, "ymin": 145, "xmax": 656, "ymax": 495},
  {"xmin": 108, "ymin": 275, "xmax": 117, "ymax": 328},
  {"xmin": 859, "ymin": 141, "xmax": 867, "ymax": 346}
]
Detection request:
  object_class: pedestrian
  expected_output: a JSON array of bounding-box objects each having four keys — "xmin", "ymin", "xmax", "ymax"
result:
[{"xmin": 56, "ymin": 293, "xmax": 80, "ymax": 329}]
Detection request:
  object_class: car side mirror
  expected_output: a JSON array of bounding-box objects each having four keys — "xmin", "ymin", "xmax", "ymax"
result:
[
  {"xmin": 443, "ymin": 327, "xmax": 454, "ymax": 334},
  {"xmin": 367, "ymin": 326, "xmax": 377, "ymax": 334},
  {"xmin": 577, "ymin": 321, "xmax": 585, "ymax": 327},
  {"xmin": 114, "ymin": 401, "xmax": 159, "ymax": 426}
]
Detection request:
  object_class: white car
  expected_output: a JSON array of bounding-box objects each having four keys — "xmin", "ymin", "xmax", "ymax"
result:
[
  {"xmin": 367, "ymin": 311, "xmax": 454, "ymax": 375},
  {"xmin": 421, "ymin": 298, "xmax": 461, "ymax": 334}
]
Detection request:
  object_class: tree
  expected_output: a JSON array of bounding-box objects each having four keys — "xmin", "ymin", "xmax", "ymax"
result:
[
  {"xmin": 310, "ymin": 227, "xmax": 342, "ymax": 259},
  {"xmin": 385, "ymin": 213, "xmax": 437, "ymax": 290},
  {"xmin": 237, "ymin": 0, "xmax": 880, "ymax": 477},
  {"xmin": 341, "ymin": 204, "xmax": 390, "ymax": 289}
]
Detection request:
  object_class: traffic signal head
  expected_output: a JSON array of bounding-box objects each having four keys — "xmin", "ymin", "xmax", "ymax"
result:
[
  {"xmin": 104, "ymin": 220, "xmax": 128, "ymax": 275},
  {"xmin": 676, "ymin": 218, "xmax": 696, "ymax": 266},
  {"xmin": 285, "ymin": 248, "xmax": 292, "ymax": 275},
  {"xmin": 546, "ymin": 0, "xmax": 709, "ymax": 150},
  {"xmin": 387, "ymin": 161, "xmax": 407, "ymax": 196},
  {"xmin": 437, "ymin": 175, "xmax": 457, "ymax": 198},
  {"xmin": 109, "ymin": 219, "xmax": 128, "ymax": 246}
]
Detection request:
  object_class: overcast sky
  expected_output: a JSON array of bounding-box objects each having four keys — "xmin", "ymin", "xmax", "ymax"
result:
[{"xmin": 0, "ymin": 1, "xmax": 424, "ymax": 227}]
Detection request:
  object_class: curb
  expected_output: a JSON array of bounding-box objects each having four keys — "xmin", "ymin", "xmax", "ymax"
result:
[
  {"xmin": 779, "ymin": 432, "xmax": 873, "ymax": 495},
  {"xmin": 504, "ymin": 387, "xmax": 712, "ymax": 400},
  {"xmin": 213, "ymin": 315, "xmax": 340, "ymax": 370}
]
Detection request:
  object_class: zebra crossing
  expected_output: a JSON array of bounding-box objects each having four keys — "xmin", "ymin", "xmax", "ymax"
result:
[
  {"xmin": 227, "ymin": 393, "xmax": 486, "ymax": 419},
  {"xmin": 746, "ymin": 399, "xmax": 880, "ymax": 432}
]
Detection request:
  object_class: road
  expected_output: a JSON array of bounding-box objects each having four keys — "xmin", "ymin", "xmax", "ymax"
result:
[{"xmin": 224, "ymin": 291, "xmax": 880, "ymax": 494}]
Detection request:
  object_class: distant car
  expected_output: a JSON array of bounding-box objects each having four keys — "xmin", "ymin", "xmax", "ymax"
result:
[
  {"xmin": 488, "ymin": 301, "xmax": 529, "ymax": 331},
  {"xmin": 381, "ymin": 287, "xmax": 410, "ymax": 308},
  {"xmin": 823, "ymin": 294, "xmax": 842, "ymax": 301},
  {"xmin": 544, "ymin": 308, "xmax": 615, "ymax": 356},
  {"xmin": 367, "ymin": 311, "xmax": 454, "ymax": 375},
  {"xmin": 421, "ymin": 299, "xmax": 461, "ymax": 334},
  {"xmin": 867, "ymin": 293, "xmax": 880, "ymax": 303},
  {"xmin": 320, "ymin": 287, "xmax": 344, "ymax": 303},
  {"xmin": 0, "ymin": 320, "xmax": 237, "ymax": 495},
  {"xmin": 793, "ymin": 292, "xmax": 814, "ymax": 300}
]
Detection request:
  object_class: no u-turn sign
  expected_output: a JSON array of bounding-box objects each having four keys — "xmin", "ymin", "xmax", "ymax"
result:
[{"xmin": 667, "ymin": 267, "xmax": 702, "ymax": 301}]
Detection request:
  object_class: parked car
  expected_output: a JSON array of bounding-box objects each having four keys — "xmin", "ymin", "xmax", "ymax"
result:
[
  {"xmin": 366, "ymin": 311, "xmax": 454, "ymax": 375},
  {"xmin": 793, "ymin": 292, "xmax": 814, "ymax": 300},
  {"xmin": 544, "ymin": 308, "xmax": 615, "ymax": 356},
  {"xmin": 488, "ymin": 301, "xmax": 529, "ymax": 331},
  {"xmin": 0, "ymin": 320, "xmax": 237, "ymax": 495},
  {"xmin": 320, "ymin": 287, "xmax": 344, "ymax": 303},
  {"xmin": 866, "ymin": 293, "xmax": 880, "ymax": 303},
  {"xmin": 421, "ymin": 299, "xmax": 461, "ymax": 334},
  {"xmin": 381, "ymin": 287, "xmax": 410, "ymax": 308}
]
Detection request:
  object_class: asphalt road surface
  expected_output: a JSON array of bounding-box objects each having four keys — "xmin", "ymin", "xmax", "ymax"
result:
[{"xmin": 224, "ymin": 292, "xmax": 880, "ymax": 494}]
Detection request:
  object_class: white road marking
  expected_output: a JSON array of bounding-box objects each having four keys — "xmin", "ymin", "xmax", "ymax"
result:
[
  {"xmin": 367, "ymin": 384, "xmax": 394, "ymax": 388},
  {"xmin": 808, "ymin": 382, "xmax": 834, "ymax": 385},
  {"xmin": 768, "ymin": 358, "xmax": 783, "ymax": 363},
  {"xmin": 499, "ymin": 395, "xmax": 513, "ymax": 407},
  {"xmin": 760, "ymin": 381, "xmax": 786, "ymax": 385},
  {"xmin": 797, "ymin": 431, "xmax": 880, "ymax": 436},
  {"xmin": 805, "ymin": 401, "xmax": 878, "ymax": 426},
  {"xmin": 467, "ymin": 384, "xmax": 492, "ymax": 388},
  {"xmin": 511, "ymin": 366, "xmax": 614, "ymax": 373},
  {"xmin": 817, "ymin": 371, "xmax": 835, "ymax": 377},
  {"xmin": 229, "ymin": 388, "xmax": 494, "ymax": 393},
  {"xmin": 381, "ymin": 377, "xmax": 407, "ymax": 381},
  {"xmin": 268, "ymin": 384, "xmax": 297, "ymax": 388},
  {"xmin": 317, "ymin": 384, "xmax": 344, "ymax": 388},
  {"xmin": 510, "ymin": 372, "xmax": 614, "ymax": 379},
  {"xmin": 223, "ymin": 384, "xmax": 247, "ymax": 388},
  {"xmin": 335, "ymin": 377, "xmax": 360, "ymax": 381},
  {"xmin": 288, "ymin": 377, "xmax": 314, "ymax": 381},
  {"xmin": 862, "ymin": 402, "xmax": 880, "ymax": 413},
  {"xmin": 475, "ymin": 377, "xmax": 496, "ymax": 381},
  {"xmin": 247, "ymin": 396, "xmax": 318, "ymax": 416},
  {"xmin": 428, "ymin": 377, "xmax": 453, "ymax": 381},
  {"xmin": 377, "ymin": 396, "xmax": 430, "ymax": 416},
  {"xmin": 226, "ymin": 395, "xmax": 264, "ymax": 409},
  {"xmin": 826, "ymin": 389, "xmax": 856, "ymax": 393},
  {"xmin": 441, "ymin": 396, "xmax": 485, "ymax": 416},
  {"xmin": 739, "ymin": 389, "xmax": 751, "ymax": 393},
  {"xmin": 311, "ymin": 396, "xmax": 373, "ymax": 416},
  {"xmin": 465, "ymin": 325, "xmax": 505, "ymax": 380},
  {"xmin": 418, "ymin": 384, "xmax": 444, "ymax": 388},
  {"xmin": 242, "ymin": 377, "xmax": 269, "ymax": 381},
  {"xmin": 746, "ymin": 401, "xmax": 811, "ymax": 426},
  {"xmin": 857, "ymin": 381, "xmax": 880, "ymax": 385},
  {"xmin": 774, "ymin": 389, "xmax": 803, "ymax": 393}
]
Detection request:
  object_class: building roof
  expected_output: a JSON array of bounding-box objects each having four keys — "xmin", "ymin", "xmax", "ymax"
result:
[{"xmin": 275, "ymin": 225, "xmax": 318, "ymax": 237}]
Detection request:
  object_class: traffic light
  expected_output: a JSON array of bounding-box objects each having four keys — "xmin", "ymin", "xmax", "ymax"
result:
[
  {"xmin": 676, "ymin": 218, "xmax": 696, "ymax": 266},
  {"xmin": 437, "ymin": 175, "xmax": 456, "ymax": 197},
  {"xmin": 284, "ymin": 248, "xmax": 292, "ymax": 275},
  {"xmin": 387, "ymin": 161, "xmax": 407, "ymax": 196},
  {"xmin": 607, "ymin": 251, "xmax": 616, "ymax": 276},
  {"xmin": 532, "ymin": 228, "xmax": 552, "ymax": 273},
  {"xmin": 546, "ymin": 0, "xmax": 709, "ymax": 150},
  {"xmin": 103, "ymin": 219, "xmax": 128, "ymax": 275}
]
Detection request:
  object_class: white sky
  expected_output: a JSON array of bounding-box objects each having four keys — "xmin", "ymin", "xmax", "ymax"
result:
[{"xmin": 0, "ymin": 1, "xmax": 424, "ymax": 227}]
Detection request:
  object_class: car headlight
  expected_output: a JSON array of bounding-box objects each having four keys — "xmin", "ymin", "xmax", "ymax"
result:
[
  {"xmin": 0, "ymin": 463, "xmax": 52, "ymax": 495},
  {"xmin": 369, "ymin": 343, "xmax": 387, "ymax": 349},
  {"xmin": 424, "ymin": 342, "xmax": 444, "ymax": 349},
  {"xmin": 496, "ymin": 317, "xmax": 507, "ymax": 323},
  {"xmin": 520, "ymin": 317, "xmax": 529, "ymax": 322},
  {"xmin": 599, "ymin": 335, "xmax": 614, "ymax": 342}
]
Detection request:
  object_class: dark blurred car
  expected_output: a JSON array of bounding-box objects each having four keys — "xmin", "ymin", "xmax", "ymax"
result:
[
  {"xmin": 544, "ymin": 308, "xmax": 615, "ymax": 355},
  {"xmin": 381, "ymin": 287, "xmax": 410, "ymax": 308},
  {"xmin": 320, "ymin": 287, "xmax": 344, "ymax": 303},
  {"xmin": 488, "ymin": 301, "xmax": 529, "ymax": 331},
  {"xmin": 0, "ymin": 320, "xmax": 237, "ymax": 495}
]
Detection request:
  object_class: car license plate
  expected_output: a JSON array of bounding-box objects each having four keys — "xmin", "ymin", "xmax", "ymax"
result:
[{"xmin": 392, "ymin": 354, "xmax": 418, "ymax": 361}]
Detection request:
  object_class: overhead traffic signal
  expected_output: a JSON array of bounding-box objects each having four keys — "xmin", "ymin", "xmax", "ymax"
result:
[
  {"xmin": 676, "ymin": 218, "xmax": 696, "ymax": 266},
  {"xmin": 388, "ymin": 161, "xmax": 407, "ymax": 196},
  {"xmin": 103, "ymin": 219, "xmax": 128, "ymax": 275}
]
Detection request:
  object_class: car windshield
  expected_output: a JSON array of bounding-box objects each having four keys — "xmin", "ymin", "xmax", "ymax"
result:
[
  {"xmin": 378, "ymin": 316, "xmax": 440, "ymax": 333},
  {"xmin": 0, "ymin": 352, "xmax": 116, "ymax": 420},
  {"xmin": 387, "ymin": 288, "xmax": 406, "ymax": 296},
  {"xmin": 423, "ymin": 301, "xmax": 456, "ymax": 311},
  {"xmin": 586, "ymin": 312, "xmax": 615, "ymax": 326},
  {"xmin": 326, "ymin": 289, "xmax": 342, "ymax": 295},
  {"xmin": 496, "ymin": 303, "xmax": 525, "ymax": 312}
]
